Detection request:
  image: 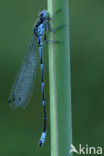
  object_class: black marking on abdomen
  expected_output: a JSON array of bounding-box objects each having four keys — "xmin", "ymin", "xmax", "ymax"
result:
[{"xmin": 38, "ymin": 38, "xmax": 47, "ymax": 146}]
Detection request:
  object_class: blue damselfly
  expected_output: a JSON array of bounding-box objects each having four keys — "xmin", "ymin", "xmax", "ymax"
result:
[{"xmin": 9, "ymin": 9, "xmax": 62, "ymax": 147}]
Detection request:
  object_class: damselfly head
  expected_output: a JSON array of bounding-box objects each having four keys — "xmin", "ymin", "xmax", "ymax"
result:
[{"xmin": 40, "ymin": 10, "xmax": 48, "ymax": 19}]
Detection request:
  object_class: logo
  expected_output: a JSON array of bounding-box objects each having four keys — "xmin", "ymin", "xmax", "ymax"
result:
[{"xmin": 69, "ymin": 144, "xmax": 102, "ymax": 155}]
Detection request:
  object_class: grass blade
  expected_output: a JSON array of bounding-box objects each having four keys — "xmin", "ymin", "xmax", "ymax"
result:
[{"xmin": 47, "ymin": 0, "xmax": 72, "ymax": 156}]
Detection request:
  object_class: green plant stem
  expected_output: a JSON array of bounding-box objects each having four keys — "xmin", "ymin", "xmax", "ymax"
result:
[{"xmin": 47, "ymin": 0, "xmax": 72, "ymax": 156}]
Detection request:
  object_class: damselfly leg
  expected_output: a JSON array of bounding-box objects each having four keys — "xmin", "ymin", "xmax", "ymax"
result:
[{"xmin": 47, "ymin": 9, "xmax": 62, "ymax": 20}]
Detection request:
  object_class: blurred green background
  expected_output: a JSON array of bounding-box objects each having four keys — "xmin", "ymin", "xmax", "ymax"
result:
[{"xmin": 0, "ymin": 0, "xmax": 104, "ymax": 155}]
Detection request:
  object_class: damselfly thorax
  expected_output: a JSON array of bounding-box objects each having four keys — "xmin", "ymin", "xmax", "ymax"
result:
[{"xmin": 34, "ymin": 10, "xmax": 49, "ymax": 38}]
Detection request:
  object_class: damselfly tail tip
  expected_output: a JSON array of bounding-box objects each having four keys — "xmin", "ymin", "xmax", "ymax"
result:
[
  {"xmin": 38, "ymin": 140, "xmax": 43, "ymax": 147},
  {"xmin": 38, "ymin": 132, "xmax": 46, "ymax": 147}
]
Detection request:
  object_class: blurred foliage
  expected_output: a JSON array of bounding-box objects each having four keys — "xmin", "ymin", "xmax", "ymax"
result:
[
  {"xmin": 0, "ymin": 0, "xmax": 104, "ymax": 155},
  {"xmin": 70, "ymin": 1, "xmax": 104, "ymax": 155}
]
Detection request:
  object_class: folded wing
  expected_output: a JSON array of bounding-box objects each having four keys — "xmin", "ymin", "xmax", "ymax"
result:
[{"xmin": 9, "ymin": 34, "xmax": 37, "ymax": 109}]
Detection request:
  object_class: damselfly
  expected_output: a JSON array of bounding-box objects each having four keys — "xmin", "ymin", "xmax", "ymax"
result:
[{"xmin": 9, "ymin": 9, "xmax": 62, "ymax": 147}]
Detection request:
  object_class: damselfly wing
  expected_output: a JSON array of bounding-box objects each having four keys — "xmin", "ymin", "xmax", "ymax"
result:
[{"xmin": 9, "ymin": 34, "xmax": 37, "ymax": 109}]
